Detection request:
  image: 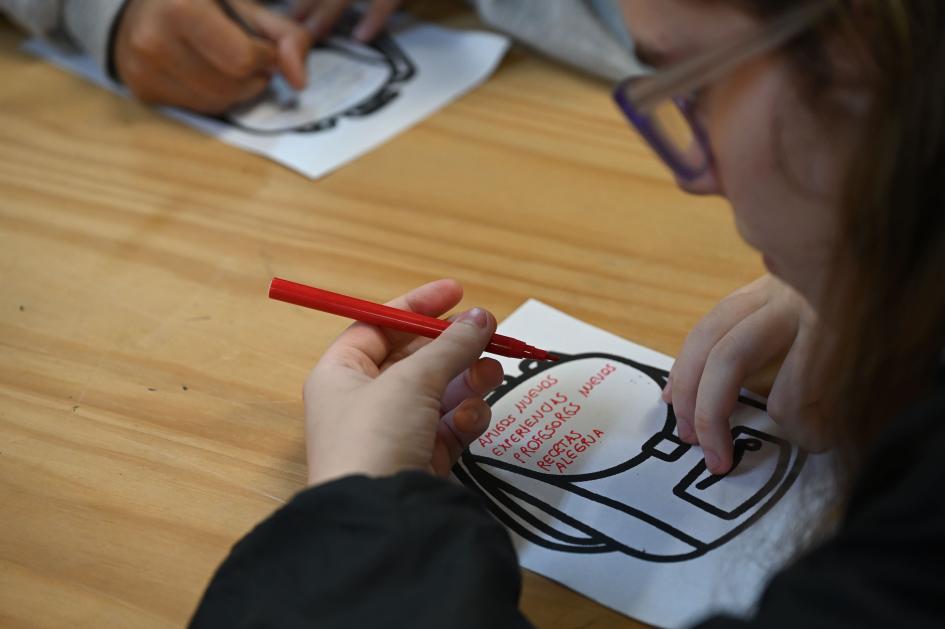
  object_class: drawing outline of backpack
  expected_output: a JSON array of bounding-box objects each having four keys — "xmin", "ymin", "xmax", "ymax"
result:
[
  {"xmin": 222, "ymin": 11, "xmax": 417, "ymax": 135},
  {"xmin": 454, "ymin": 352, "xmax": 807, "ymax": 562}
]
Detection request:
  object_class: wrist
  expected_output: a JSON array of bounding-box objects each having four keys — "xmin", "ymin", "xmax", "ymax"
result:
[{"xmin": 307, "ymin": 454, "xmax": 426, "ymax": 487}]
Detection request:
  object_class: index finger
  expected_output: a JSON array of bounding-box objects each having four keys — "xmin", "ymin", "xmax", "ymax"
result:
[
  {"xmin": 671, "ymin": 286, "xmax": 767, "ymax": 442},
  {"xmin": 320, "ymin": 279, "xmax": 465, "ymax": 369},
  {"xmin": 241, "ymin": 2, "xmax": 313, "ymax": 89},
  {"xmin": 298, "ymin": 0, "xmax": 354, "ymax": 41},
  {"xmin": 179, "ymin": 1, "xmax": 276, "ymax": 79},
  {"xmin": 353, "ymin": 0, "xmax": 401, "ymax": 41}
]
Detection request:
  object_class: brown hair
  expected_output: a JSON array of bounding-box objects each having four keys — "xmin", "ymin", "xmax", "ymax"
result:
[{"xmin": 734, "ymin": 1, "xmax": 945, "ymax": 489}]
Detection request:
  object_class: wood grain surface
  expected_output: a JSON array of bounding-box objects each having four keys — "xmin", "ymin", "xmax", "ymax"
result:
[{"xmin": 0, "ymin": 5, "xmax": 764, "ymax": 627}]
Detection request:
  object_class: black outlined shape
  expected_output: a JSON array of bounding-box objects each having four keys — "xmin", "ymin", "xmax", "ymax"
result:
[
  {"xmin": 454, "ymin": 352, "xmax": 807, "ymax": 562},
  {"xmin": 674, "ymin": 427, "xmax": 790, "ymax": 520},
  {"xmin": 221, "ymin": 11, "xmax": 417, "ymax": 135}
]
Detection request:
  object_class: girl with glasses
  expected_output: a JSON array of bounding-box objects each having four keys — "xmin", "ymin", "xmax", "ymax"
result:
[{"xmin": 190, "ymin": 2, "xmax": 945, "ymax": 627}]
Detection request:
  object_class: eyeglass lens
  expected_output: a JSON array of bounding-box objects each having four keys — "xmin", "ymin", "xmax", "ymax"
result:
[{"xmin": 648, "ymin": 99, "xmax": 709, "ymax": 173}]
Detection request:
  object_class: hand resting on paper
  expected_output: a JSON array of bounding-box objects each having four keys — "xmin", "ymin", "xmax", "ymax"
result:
[
  {"xmin": 114, "ymin": 0, "xmax": 312, "ymax": 113},
  {"xmin": 665, "ymin": 274, "xmax": 828, "ymax": 475},
  {"xmin": 113, "ymin": 0, "xmax": 405, "ymax": 114},
  {"xmin": 302, "ymin": 279, "xmax": 505, "ymax": 486}
]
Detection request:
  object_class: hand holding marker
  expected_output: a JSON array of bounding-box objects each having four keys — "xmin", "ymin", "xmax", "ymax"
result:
[{"xmin": 269, "ymin": 278, "xmax": 559, "ymax": 362}]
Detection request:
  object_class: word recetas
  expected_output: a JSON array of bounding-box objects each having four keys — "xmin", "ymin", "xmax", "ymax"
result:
[{"xmin": 530, "ymin": 428, "xmax": 606, "ymax": 473}]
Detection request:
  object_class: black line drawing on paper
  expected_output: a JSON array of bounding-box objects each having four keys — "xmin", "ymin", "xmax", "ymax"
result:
[
  {"xmin": 454, "ymin": 352, "xmax": 807, "ymax": 563},
  {"xmin": 221, "ymin": 11, "xmax": 417, "ymax": 135}
]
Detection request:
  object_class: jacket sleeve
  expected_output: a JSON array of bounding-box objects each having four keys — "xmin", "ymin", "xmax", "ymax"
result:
[
  {"xmin": 470, "ymin": 0, "xmax": 646, "ymax": 81},
  {"xmin": 189, "ymin": 471, "xmax": 534, "ymax": 629},
  {"xmin": 696, "ymin": 391, "xmax": 945, "ymax": 629},
  {"xmin": 1, "ymin": 0, "xmax": 128, "ymax": 75}
]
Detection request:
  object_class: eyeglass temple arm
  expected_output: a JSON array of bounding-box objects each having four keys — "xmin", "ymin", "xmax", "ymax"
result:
[{"xmin": 629, "ymin": 1, "xmax": 834, "ymax": 112}]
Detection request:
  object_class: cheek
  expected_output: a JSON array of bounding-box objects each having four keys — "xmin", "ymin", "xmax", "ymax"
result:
[
  {"xmin": 708, "ymin": 63, "xmax": 786, "ymax": 246},
  {"xmin": 703, "ymin": 60, "xmax": 846, "ymax": 302},
  {"xmin": 708, "ymin": 62, "xmax": 839, "ymax": 257}
]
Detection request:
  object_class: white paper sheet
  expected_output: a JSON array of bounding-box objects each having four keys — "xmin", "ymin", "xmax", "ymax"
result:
[
  {"xmin": 455, "ymin": 300, "xmax": 832, "ymax": 628},
  {"xmin": 22, "ymin": 22, "xmax": 509, "ymax": 179}
]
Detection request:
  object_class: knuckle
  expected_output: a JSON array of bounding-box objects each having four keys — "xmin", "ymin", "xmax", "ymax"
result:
[
  {"xmin": 766, "ymin": 392, "xmax": 791, "ymax": 426},
  {"xmin": 692, "ymin": 409, "xmax": 720, "ymax": 436},
  {"xmin": 129, "ymin": 28, "xmax": 162, "ymax": 57},
  {"xmin": 684, "ymin": 323, "xmax": 711, "ymax": 347},
  {"xmin": 672, "ymin": 399, "xmax": 694, "ymax": 423},
  {"xmin": 708, "ymin": 333, "xmax": 743, "ymax": 366},
  {"xmin": 685, "ymin": 327, "xmax": 720, "ymax": 355},
  {"xmin": 701, "ymin": 303, "xmax": 735, "ymax": 332}
]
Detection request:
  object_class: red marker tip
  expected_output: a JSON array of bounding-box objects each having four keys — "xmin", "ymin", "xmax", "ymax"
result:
[{"xmin": 525, "ymin": 347, "xmax": 559, "ymax": 362}]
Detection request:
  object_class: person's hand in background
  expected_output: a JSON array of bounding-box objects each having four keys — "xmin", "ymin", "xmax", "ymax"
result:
[
  {"xmin": 303, "ymin": 279, "xmax": 504, "ymax": 486},
  {"xmin": 666, "ymin": 274, "xmax": 828, "ymax": 475},
  {"xmin": 114, "ymin": 0, "xmax": 312, "ymax": 113},
  {"xmin": 293, "ymin": 0, "xmax": 402, "ymax": 42}
]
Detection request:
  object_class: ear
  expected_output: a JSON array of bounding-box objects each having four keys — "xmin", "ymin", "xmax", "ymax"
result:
[{"xmin": 677, "ymin": 165, "xmax": 722, "ymax": 196}]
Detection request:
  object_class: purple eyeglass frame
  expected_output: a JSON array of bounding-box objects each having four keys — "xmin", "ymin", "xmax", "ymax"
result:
[
  {"xmin": 611, "ymin": 1, "xmax": 831, "ymax": 183},
  {"xmin": 613, "ymin": 80, "xmax": 712, "ymax": 182}
]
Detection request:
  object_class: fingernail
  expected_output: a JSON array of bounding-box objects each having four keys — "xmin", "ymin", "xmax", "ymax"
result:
[
  {"xmin": 456, "ymin": 307, "xmax": 488, "ymax": 328},
  {"xmin": 704, "ymin": 450, "xmax": 721, "ymax": 474}
]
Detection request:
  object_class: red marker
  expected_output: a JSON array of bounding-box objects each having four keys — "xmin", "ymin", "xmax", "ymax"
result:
[{"xmin": 269, "ymin": 277, "xmax": 558, "ymax": 362}]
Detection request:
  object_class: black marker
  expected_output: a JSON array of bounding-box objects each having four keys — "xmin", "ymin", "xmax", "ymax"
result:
[{"xmin": 216, "ymin": 0, "xmax": 300, "ymax": 110}]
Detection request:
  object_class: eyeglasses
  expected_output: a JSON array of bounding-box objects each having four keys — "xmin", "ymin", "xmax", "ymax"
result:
[{"xmin": 614, "ymin": 2, "xmax": 832, "ymax": 182}]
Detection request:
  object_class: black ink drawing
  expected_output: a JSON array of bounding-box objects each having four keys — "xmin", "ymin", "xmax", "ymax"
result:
[
  {"xmin": 222, "ymin": 12, "xmax": 417, "ymax": 135},
  {"xmin": 454, "ymin": 352, "xmax": 807, "ymax": 562}
]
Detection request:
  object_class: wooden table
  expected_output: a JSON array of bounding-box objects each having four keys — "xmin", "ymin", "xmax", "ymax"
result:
[{"xmin": 0, "ymin": 6, "xmax": 764, "ymax": 628}]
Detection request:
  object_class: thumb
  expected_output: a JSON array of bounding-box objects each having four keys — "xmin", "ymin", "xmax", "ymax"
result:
[
  {"xmin": 243, "ymin": 2, "xmax": 313, "ymax": 88},
  {"xmin": 275, "ymin": 33, "xmax": 310, "ymax": 89},
  {"xmin": 393, "ymin": 308, "xmax": 496, "ymax": 395}
]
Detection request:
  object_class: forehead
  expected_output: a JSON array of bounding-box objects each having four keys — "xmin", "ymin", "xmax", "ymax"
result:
[{"xmin": 621, "ymin": 0, "xmax": 758, "ymax": 63}]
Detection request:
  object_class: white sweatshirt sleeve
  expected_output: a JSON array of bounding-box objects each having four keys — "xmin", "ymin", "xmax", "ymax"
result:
[
  {"xmin": 1, "ymin": 0, "xmax": 128, "ymax": 74},
  {"xmin": 471, "ymin": 0, "xmax": 645, "ymax": 81}
]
